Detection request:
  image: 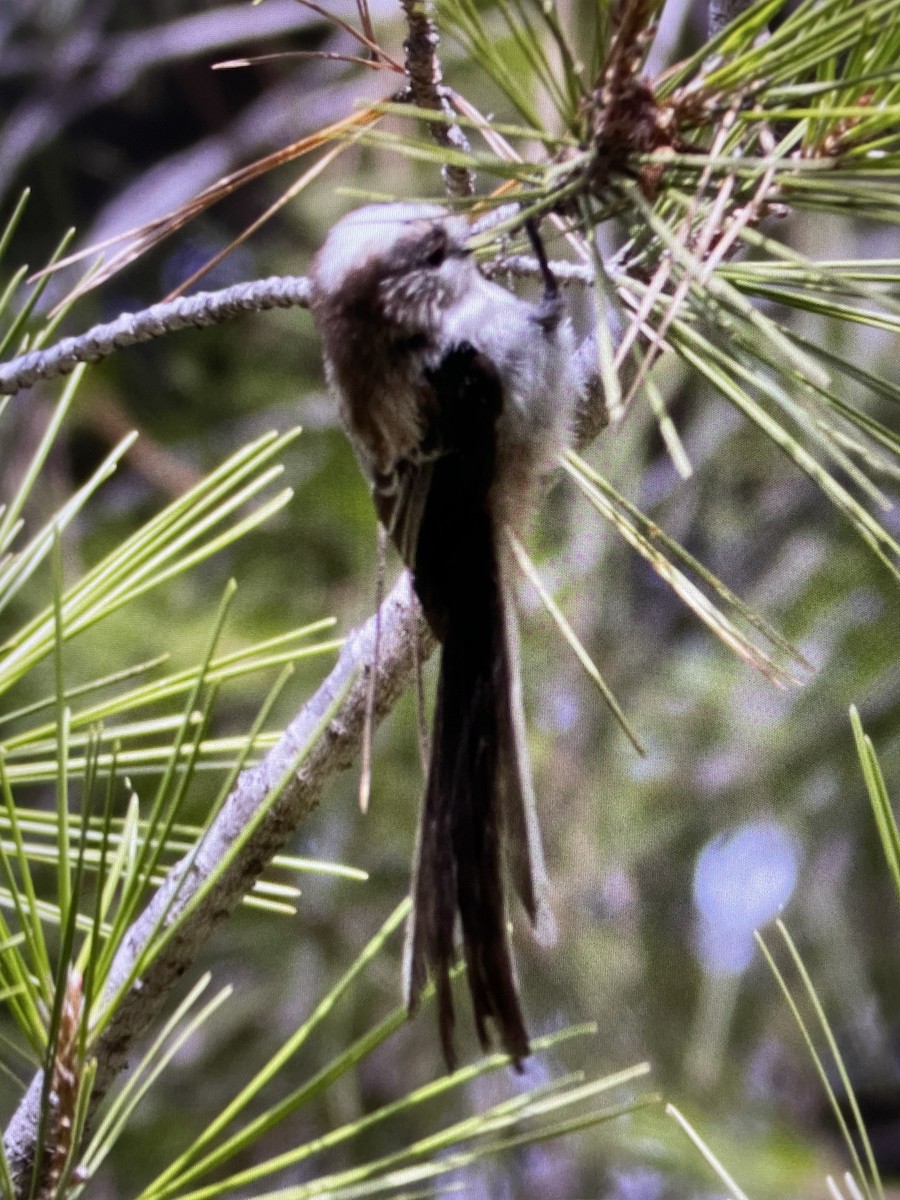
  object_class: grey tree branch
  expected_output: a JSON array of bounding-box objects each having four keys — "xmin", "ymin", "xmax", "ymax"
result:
[
  {"xmin": 0, "ymin": 277, "xmax": 311, "ymax": 396},
  {"xmin": 398, "ymin": 0, "xmax": 474, "ymax": 198},
  {"xmin": 0, "ymin": 257, "xmax": 599, "ymax": 399}
]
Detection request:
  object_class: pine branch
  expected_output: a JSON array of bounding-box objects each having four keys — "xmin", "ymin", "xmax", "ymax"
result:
[
  {"xmin": 0, "ymin": 276, "xmax": 311, "ymax": 396},
  {"xmin": 399, "ymin": 0, "xmax": 475, "ymax": 197},
  {"xmin": 0, "ymin": 264, "xmax": 610, "ymax": 463}
]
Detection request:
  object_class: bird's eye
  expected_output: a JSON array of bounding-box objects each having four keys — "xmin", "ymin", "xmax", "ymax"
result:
[{"xmin": 424, "ymin": 234, "xmax": 447, "ymax": 268}]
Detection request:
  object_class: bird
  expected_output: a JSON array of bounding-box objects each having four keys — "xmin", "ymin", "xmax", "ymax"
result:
[{"xmin": 309, "ymin": 203, "xmax": 580, "ymax": 1069}]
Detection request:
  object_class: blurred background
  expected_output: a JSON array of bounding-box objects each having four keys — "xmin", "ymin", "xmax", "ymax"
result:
[{"xmin": 1, "ymin": 0, "xmax": 899, "ymax": 1196}]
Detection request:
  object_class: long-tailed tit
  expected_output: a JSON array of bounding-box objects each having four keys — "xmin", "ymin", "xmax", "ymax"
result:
[{"xmin": 310, "ymin": 203, "xmax": 580, "ymax": 1069}]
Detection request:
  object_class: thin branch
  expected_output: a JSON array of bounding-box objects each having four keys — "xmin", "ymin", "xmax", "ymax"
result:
[
  {"xmin": 0, "ymin": 260, "xmax": 611, "ymax": 445},
  {"xmin": 0, "ymin": 251, "xmax": 610, "ymax": 398},
  {"xmin": 482, "ymin": 254, "xmax": 594, "ymax": 287},
  {"xmin": 0, "ymin": 277, "xmax": 312, "ymax": 396},
  {"xmin": 398, "ymin": 0, "xmax": 475, "ymax": 198}
]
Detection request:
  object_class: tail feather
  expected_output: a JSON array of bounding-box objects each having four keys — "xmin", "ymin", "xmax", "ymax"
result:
[
  {"xmin": 403, "ymin": 534, "xmax": 548, "ymax": 1070},
  {"xmin": 398, "ymin": 340, "xmax": 551, "ymax": 1069}
]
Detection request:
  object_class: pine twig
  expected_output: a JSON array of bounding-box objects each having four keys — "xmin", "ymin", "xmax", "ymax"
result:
[
  {"xmin": 0, "ymin": 276, "xmax": 311, "ymax": 396},
  {"xmin": 399, "ymin": 0, "xmax": 475, "ymax": 198},
  {"xmin": 0, "ymin": 256, "xmax": 611, "ymax": 453}
]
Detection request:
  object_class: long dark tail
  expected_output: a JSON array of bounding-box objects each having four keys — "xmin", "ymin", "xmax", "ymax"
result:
[{"xmin": 403, "ymin": 523, "xmax": 551, "ymax": 1070}]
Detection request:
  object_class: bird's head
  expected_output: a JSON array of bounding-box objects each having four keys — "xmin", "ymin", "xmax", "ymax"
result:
[{"xmin": 310, "ymin": 203, "xmax": 475, "ymax": 335}]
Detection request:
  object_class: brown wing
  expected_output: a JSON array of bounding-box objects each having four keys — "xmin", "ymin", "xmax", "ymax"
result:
[{"xmin": 372, "ymin": 452, "xmax": 434, "ymax": 575}]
